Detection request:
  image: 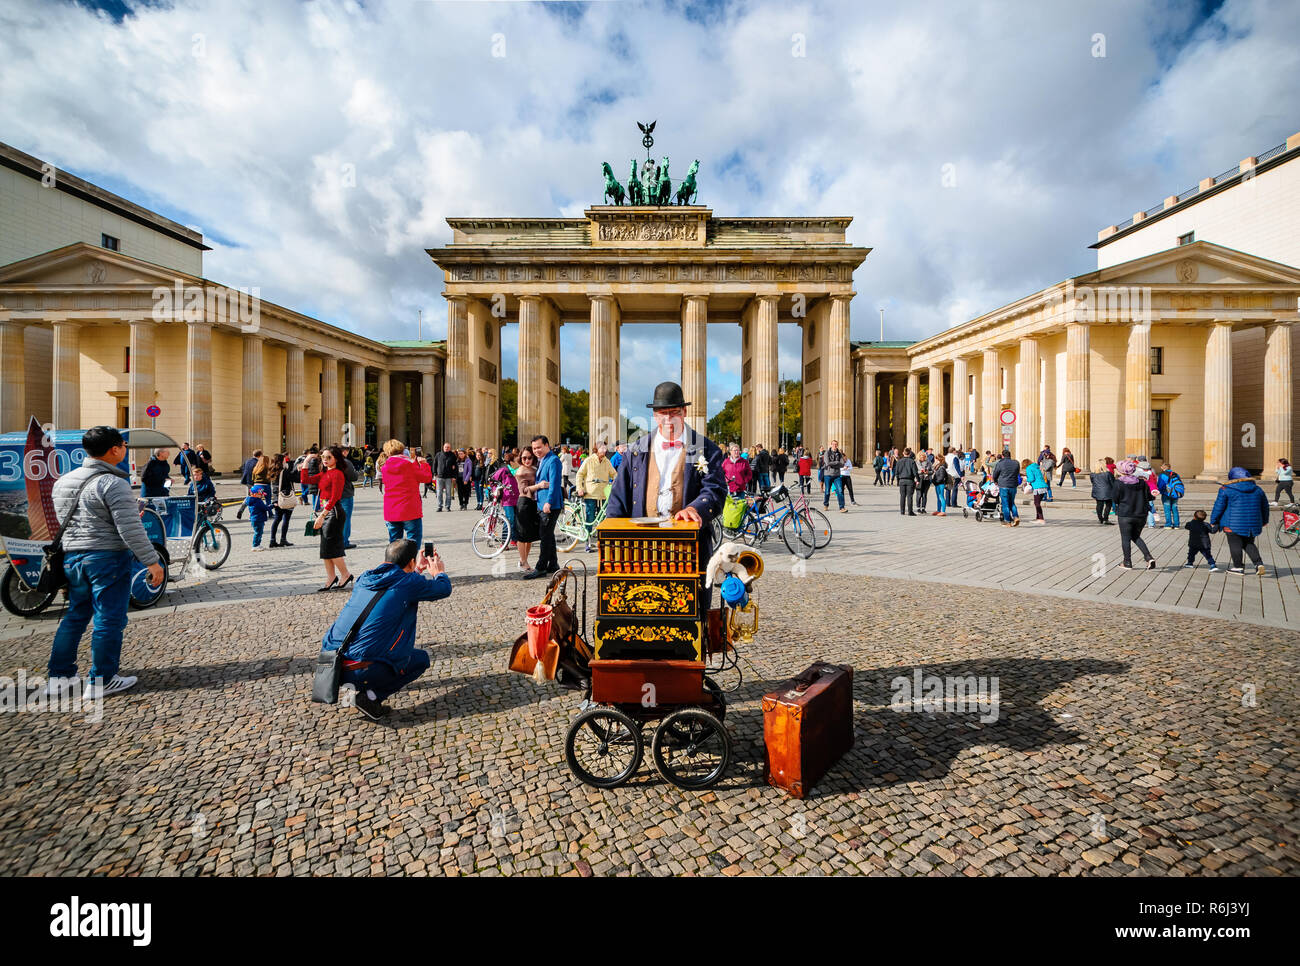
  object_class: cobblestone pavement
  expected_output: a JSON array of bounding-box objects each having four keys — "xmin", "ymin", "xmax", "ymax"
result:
[
  {"xmin": 4, "ymin": 476, "xmax": 1298, "ymax": 640},
  {"xmin": 0, "ymin": 564, "xmax": 1295, "ymax": 876}
]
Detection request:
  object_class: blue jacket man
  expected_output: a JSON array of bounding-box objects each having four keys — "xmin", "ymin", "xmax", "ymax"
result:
[
  {"xmin": 322, "ymin": 539, "xmax": 451, "ymax": 719},
  {"xmin": 605, "ymin": 381, "xmax": 727, "ymax": 565},
  {"xmin": 523, "ymin": 439, "xmax": 566, "ymax": 578}
]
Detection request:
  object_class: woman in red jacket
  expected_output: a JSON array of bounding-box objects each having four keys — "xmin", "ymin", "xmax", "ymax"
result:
[
  {"xmin": 379, "ymin": 439, "xmax": 433, "ymax": 544},
  {"xmin": 303, "ymin": 445, "xmax": 353, "ymax": 591}
]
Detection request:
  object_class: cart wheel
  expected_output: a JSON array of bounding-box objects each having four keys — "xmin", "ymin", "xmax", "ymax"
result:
[
  {"xmin": 962, "ymin": 507, "xmax": 969, "ymax": 519},
  {"xmin": 1, "ymin": 566, "xmax": 56, "ymax": 617},
  {"xmin": 565, "ymin": 707, "xmax": 643, "ymax": 788},
  {"xmin": 652, "ymin": 708, "xmax": 731, "ymax": 789},
  {"xmin": 703, "ymin": 675, "xmax": 726, "ymax": 720}
]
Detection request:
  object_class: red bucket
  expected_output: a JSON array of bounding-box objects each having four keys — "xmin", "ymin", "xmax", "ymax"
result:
[{"xmin": 526, "ymin": 604, "xmax": 554, "ymax": 661}]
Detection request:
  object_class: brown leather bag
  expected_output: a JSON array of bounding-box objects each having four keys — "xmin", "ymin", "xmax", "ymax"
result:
[{"xmin": 507, "ymin": 570, "xmax": 588, "ymax": 679}]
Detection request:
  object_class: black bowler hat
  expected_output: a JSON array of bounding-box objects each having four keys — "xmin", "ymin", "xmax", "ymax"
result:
[{"xmin": 647, "ymin": 381, "xmax": 690, "ymax": 409}]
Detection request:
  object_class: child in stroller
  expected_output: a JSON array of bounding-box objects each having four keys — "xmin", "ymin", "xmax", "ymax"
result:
[{"xmin": 965, "ymin": 478, "xmax": 1001, "ymax": 522}]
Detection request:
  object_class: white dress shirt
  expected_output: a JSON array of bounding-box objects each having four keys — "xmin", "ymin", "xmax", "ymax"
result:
[{"xmin": 651, "ymin": 429, "xmax": 685, "ymax": 516}]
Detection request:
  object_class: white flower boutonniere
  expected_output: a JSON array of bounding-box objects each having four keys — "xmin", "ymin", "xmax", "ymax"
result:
[{"xmin": 693, "ymin": 454, "xmax": 709, "ymax": 477}]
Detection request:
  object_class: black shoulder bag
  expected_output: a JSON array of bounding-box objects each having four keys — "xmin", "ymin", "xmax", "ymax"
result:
[
  {"xmin": 36, "ymin": 475, "xmax": 99, "ymax": 595},
  {"xmin": 311, "ymin": 587, "xmax": 390, "ymax": 704}
]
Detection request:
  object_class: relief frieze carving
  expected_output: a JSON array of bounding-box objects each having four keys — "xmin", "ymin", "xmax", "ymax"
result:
[{"xmin": 597, "ymin": 221, "xmax": 697, "ymax": 242}]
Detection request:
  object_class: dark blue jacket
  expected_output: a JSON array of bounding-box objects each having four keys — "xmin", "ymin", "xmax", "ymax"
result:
[
  {"xmin": 605, "ymin": 426, "xmax": 726, "ymax": 563},
  {"xmin": 322, "ymin": 563, "xmax": 452, "ymax": 670},
  {"xmin": 189, "ymin": 477, "xmax": 216, "ymax": 502},
  {"xmin": 1209, "ymin": 480, "xmax": 1269, "ymax": 538}
]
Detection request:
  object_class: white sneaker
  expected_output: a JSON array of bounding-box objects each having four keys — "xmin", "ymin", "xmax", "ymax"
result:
[
  {"xmin": 251, "ymin": 545, "xmax": 265, "ymax": 552},
  {"xmin": 44, "ymin": 676, "xmax": 78, "ymax": 697},
  {"xmin": 84, "ymin": 674, "xmax": 138, "ymax": 699}
]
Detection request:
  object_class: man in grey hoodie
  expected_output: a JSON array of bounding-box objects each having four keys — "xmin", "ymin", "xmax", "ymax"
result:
[{"xmin": 47, "ymin": 426, "xmax": 164, "ymax": 699}]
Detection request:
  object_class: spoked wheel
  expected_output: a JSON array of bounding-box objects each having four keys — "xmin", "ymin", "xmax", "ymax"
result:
[
  {"xmin": 556, "ymin": 505, "xmax": 583, "ymax": 553},
  {"xmin": 194, "ymin": 523, "xmax": 231, "ymax": 570},
  {"xmin": 1274, "ymin": 519, "xmax": 1300, "ymax": 549},
  {"xmin": 471, "ymin": 513, "xmax": 511, "ymax": 558},
  {"xmin": 781, "ymin": 508, "xmax": 816, "ymax": 559},
  {"xmin": 1, "ymin": 566, "xmax": 56, "ymax": 617},
  {"xmin": 651, "ymin": 707, "xmax": 731, "ymax": 789},
  {"xmin": 565, "ymin": 707, "xmax": 643, "ymax": 788},
  {"xmin": 804, "ymin": 507, "xmax": 833, "ymax": 549}
]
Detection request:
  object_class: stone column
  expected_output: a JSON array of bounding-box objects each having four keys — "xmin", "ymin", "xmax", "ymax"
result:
[
  {"xmin": 752, "ymin": 295, "xmax": 779, "ymax": 449},
  {"xmin": 590, "ymin": 295, "xmax": 621, "ymax": 446},
  {"xmin": 445, "ymin": 295, "xmax": 471, "ymax": 446},
  {"xmin": 52, "ymin": 320, "xmax": 81, "ymax": 431},
  {"xmin": 951, "ymin": 356, "xmax": 969, "ymax": 450},
  {"xmin": 392, "ymin": 374, "xmax": 408, "ymax": 443},
  {"xmin": 891, "ymin": 375, "xmax": 906, "ymax": 449},
  {"xmin": 904, "ymin": 371, "xmax": 920, "ymax": 450},
  {"xmin": 285, "ymin": 344, "xmax": 306, "ymax": 456},
  {"xmin": 926, "ymin": 364, "xmax": 944, "ymax": 452},
  {"xmin": 129, "ymin": 319, "xmax": 155, "ymax": 429},
  {"xmin": 1064, "ymin": 321, "xmax": 1091, "ymax": 469},
  {"xmin": 860, "ymin": 367, "xmax": 876, "ymax": 457},
  {"xmin": 1016, "ymin": 337, "xmax": 1040, "ymax": 463},
  {"xmin": 349, "ymin": 364, "xmax": 367, "ymax": 444},
  {"xmin": 982, "ymin": 348, "xmax": 1000, "ymax": 454},
  {"xmin": 376, "ymin": 370, "xmax": 391, "ymax": 442},
  {"xmin": 0, "ymin": 320, "xmax": 25, "ymax": 433},
  {"xmin": 1201, "ymin": 321, "xmax": 1234, "ymax": 480},
  {"xmin": 320, "ymin": 355, "xmax": 341, "ymax": 447},
  {"xmin": 826, "ymin": 294, "xmax": 853, "ymax": 450},
  {"xmin": 1124, "ymin": 321, "xmax": 1151, "ymax": 457},
  {"xmin": 1264, "ymin": 322, "xmax": 1293, "ymax": 476},
  {"xmin": 185, "ymin": 319, "xmax": 212, "ymax": 449},
  {"xmin": 681, "ymin": 295, "xmax": 708, "ymax": 436},
  {"xmin": 422, "ymin": 369, "xmax": 436, "ymax": 451},
  {"xmin": 241, "ymin": 333, "xmax": 263, "ymax": 455},
  {"xmin": 517, "ymin": 296, "xmax": 543, "ymax": 446}
]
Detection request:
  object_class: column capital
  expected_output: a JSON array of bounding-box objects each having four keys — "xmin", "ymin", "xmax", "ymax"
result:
[
  {"xmin": 753, "ymin": 293, "xmax": 781, "ymax": 305},
  {"xmin": 682, "ymin": 293, "xmax": 708, "ymax": 306},
  {"xmin": 589, "ymin": 293, "xmax": 619, "ymax": 305},
  {"xmin": 442, "ymin": 293, "xmax": 474, "ymax": 304},
  {"xmin": 828, "ymin": 291, "xmax": 856, "ymax": 303}
]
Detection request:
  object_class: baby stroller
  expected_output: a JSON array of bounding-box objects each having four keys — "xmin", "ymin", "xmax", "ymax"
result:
[{"xmin": 966, "ymin": 479, "xmax": 999, "ymax": 522}]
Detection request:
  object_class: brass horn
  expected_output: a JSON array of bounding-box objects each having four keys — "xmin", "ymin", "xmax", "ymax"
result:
[{"xmin": 735, "ymin": 549, "xmax": 764, "ymax": 580}]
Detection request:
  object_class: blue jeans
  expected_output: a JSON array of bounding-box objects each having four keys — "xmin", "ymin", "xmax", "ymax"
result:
[
  {"xmin": 250, "ymin": 514, "xmax": 266, "ymax": 547},
  {"xmin": 759, "ymin": 472, "xmax": 770, "ymax": 491},
  {"xmin": 340, "ymin": 496, "xmax": 354, "ymax": 543},
  {"xmin": 936, "ymin": 484, "xmax": 947, "ymax": 513},
  {"xmin": 48, "ymin": 550, "xmax": 132, "ymax": 682},
  {"xmin": 503, "ymin": 505, "xmax": 517, "ymax": 541},
  {"xmin": 1044, "ymin": 478, "xmax": 1053, "ymax": 500},
  {"xmin": 1163, "ymin": 498, "xmax": 1180, "ymax": 527},
  {"xmin": 824, "ymin": 476, "xmax": 844, "ymax": 509},
  {"xmin": 342, "ymin": 649, "xmax": 430, "ymax": 703},
  {"xmin": 385, "ymin": 518, "xmax": 423, "ymax": 545},
  {"xmin": 999, "ymin": 487, "xmax": 1016, "ymax": 522}
]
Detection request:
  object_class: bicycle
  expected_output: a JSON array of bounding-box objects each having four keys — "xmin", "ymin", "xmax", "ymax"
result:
[
  {"xmin": 471, "ymin": 485, "xmax": 513, "ymax": 558},
  {"xmin": 714, "ymin": 486, "xmax": 819, "ymax": 558},
  {"xmin": 193, "ymin": 498, "xmax": 232, "ymax": 570},
  {"xmin": 1274, "ymin": 503, "xmax": 1300, "ymax": 548},
  {"xmin": 558, "ymin": 494, "xmax": 608, "ymax": 553},
  {"xmin": 788, "ymin": 486, "xmax": 834, "ymax": 550}
]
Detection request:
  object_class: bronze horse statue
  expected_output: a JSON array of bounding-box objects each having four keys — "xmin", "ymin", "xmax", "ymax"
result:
[
  {"xmin": 676, "ymin": 159, "xmax": 700, "ymax": 205},
  {"xmin": 627, "ymin": 159, "xmax": 645, "ymax": 205},
  {"xmin": 602, "ymin": 162, "xmax": 625, "ymax": 205}
]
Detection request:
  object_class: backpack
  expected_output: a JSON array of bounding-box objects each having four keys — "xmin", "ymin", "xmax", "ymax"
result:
[
  {"xmin": 932, "ymin": 462, "xmax": 947, "ymax": 484},
  {"xmin": 1167, "ymin": 473, "xmax": 1184, "ymax": 500}
]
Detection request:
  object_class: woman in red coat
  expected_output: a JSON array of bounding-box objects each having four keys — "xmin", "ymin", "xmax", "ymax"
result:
[
  {"xmin": 379, "ymin": 439, "xmax": 433, "ymax": 544},
  {"xmin": 303, "ymin": 445, "xmax": 353, "ymax": 591}
]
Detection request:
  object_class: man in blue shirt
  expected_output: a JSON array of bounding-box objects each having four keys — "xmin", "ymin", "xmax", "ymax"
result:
[
  {"xmin": 610, "ymin": 441, "xmax": 624, "ymax": 470},
  {"xmin": 322, "ymin": 538, "xmax": 451, "ymax": 719},
  {"xmin": 524, "ymin": 435, "xmax": 565, "ymax": 579}
]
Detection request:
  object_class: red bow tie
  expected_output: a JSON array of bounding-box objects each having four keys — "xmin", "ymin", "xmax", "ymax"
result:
[{"xmin": 660, "ymin": 440, "xmax": 682, "ymax": 449}]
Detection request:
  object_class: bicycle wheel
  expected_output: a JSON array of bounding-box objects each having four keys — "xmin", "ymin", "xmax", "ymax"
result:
[
  {"xmin": 1, "ymin": 566, "xmax": 55, "ymax": 617},
  {"xmin": 556, "ymin": 503, "xmax": 583, "ymax": 553},
  {"xmin": 740, "ymin": 512, "xmax": 763, "ymax": 547},
  {"xmin": 804, "ymin": 507, "xmax": 833, "ymax": 549},
  {"xmin": 471, "ymin": 512, "xmax": 511, "ymax": 558},
  {"xmin": 1275, "ymin": 519, "xmax": 1300, "ymax": 549},
  {"xmin": 195, "ymin": 523, "xmax": 232, "ymax": 570},
  {"xmin": 129, "ymin": 542, "xmax": 170, "ymax": 609},
  {"xmin": 781, "ymin": 508, "xmax": 817, "ymax": 558}
]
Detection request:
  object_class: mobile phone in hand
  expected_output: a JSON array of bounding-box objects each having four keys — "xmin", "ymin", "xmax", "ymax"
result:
[{"xmin": 424, "ymin": 542, "xmax": 434, "ymax": 558}]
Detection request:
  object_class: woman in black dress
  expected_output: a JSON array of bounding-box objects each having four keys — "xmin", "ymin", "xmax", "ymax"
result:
[{"xmin": 513, "ymin": 448, "xmax": 540, "ymax": 571}]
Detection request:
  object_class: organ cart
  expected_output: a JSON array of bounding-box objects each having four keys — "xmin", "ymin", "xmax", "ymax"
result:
[{"xmin": 511, "ymin": 516, "xmax": 763, "ymax": 790}]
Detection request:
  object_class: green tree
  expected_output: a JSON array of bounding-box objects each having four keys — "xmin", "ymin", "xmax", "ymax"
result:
[
  {"xmin": 500, "ymin": 378, "xmax": 518, "ymax": 446},
  {"xmin": 777, "ymin": 379, "xmax": 801, "ymax": 449},
  {"xmin": 708, "ymin": 394, "xmax": 742, "ymax": 442},
  {"xmin": 561, "ymin": 387, "xmax": 589, "ymax": 444}
]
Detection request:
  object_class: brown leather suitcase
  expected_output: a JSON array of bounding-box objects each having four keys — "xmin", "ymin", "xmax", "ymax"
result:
[{"xmin": 762, "ymin": 662, "xmax": 853, "ymax": 798}]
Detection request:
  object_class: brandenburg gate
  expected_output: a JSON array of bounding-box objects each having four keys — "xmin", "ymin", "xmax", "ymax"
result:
[{"xmin": 427, "ymin": 205, "xmax": 869, "ymax": 451}]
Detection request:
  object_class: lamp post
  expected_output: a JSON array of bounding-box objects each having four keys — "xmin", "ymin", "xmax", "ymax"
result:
[{"xmin": 879, "ymin": 308, "xmax": 884, "ymax": 341}]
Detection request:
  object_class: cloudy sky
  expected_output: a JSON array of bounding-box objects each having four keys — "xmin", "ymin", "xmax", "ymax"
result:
[{"xmin": 3, "ymin": 0, "xmax": 1299, "ymax": 420}]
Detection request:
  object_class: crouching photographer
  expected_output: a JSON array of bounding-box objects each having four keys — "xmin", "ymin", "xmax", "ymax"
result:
[{"xmin": 319, "ymin": 539, "xmax": 451, "ymax": 720}]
